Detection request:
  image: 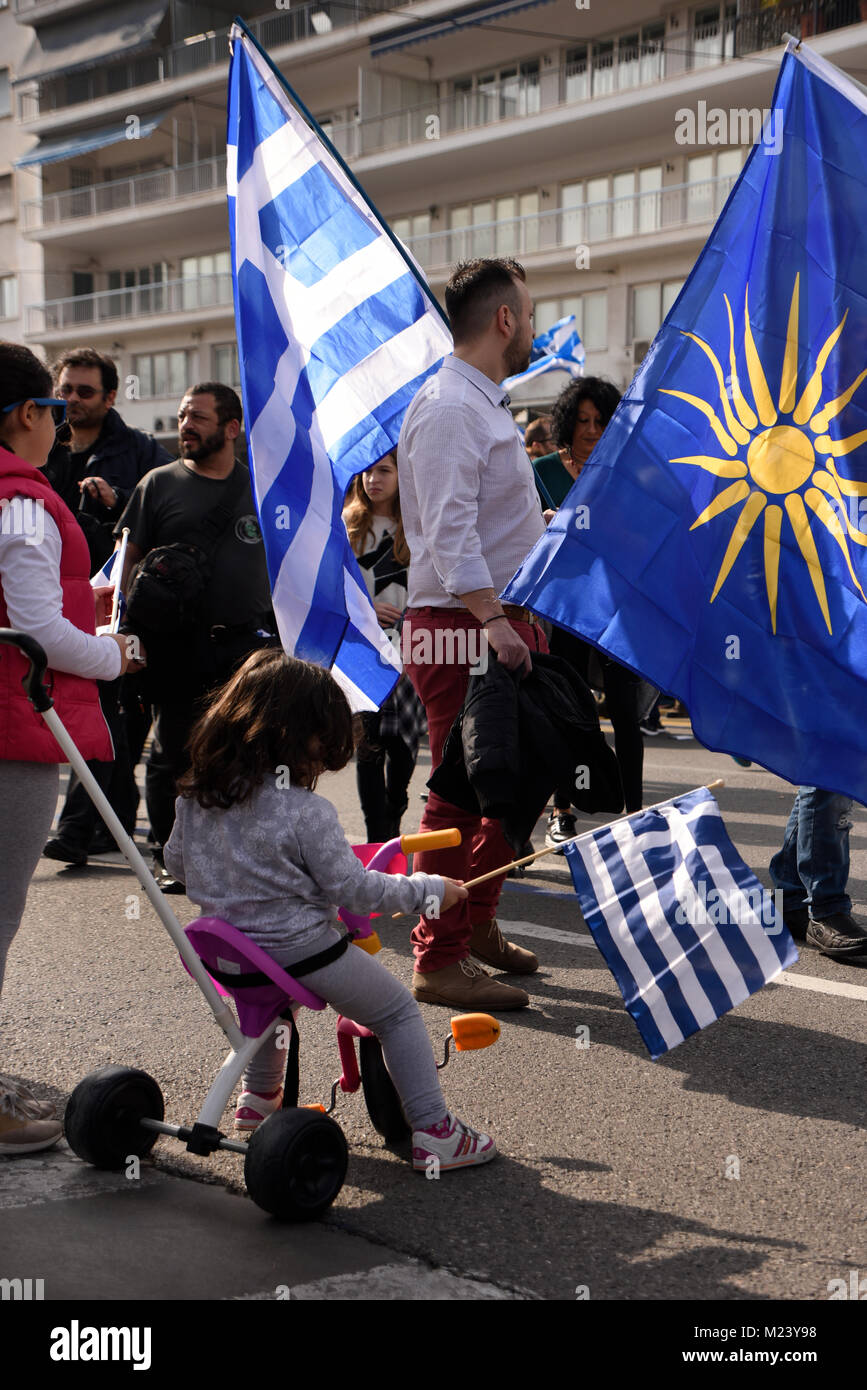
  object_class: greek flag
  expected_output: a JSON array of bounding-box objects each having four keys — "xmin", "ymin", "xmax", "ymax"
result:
[
  {"xmin": 227, "ymin": 20, "xmax": 453, "ymax": 709},
  {"xmin": 564, "ymin": 788, "xmax": 797, "ymax": 1059},
  {"xmin": 502, "ymin": 314, "xmax": 585, "ymax": 392}
]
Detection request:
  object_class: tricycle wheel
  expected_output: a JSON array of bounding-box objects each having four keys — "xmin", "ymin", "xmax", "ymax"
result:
[
  {"xmin": 64, "ymin": 1065, "xmax": 164, "ymax": 1170},
  {"xmin": 359, "ymin": 1036, "xmax": 410, "ymax": 1143},
  {"xmin": 244, "ymin": 1109, "xmax": 347, "ymax": 1220}
]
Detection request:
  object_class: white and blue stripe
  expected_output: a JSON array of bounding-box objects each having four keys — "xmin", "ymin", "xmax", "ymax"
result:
[
  {"xmin": 502, "ymin": 313, "xmax": 585, "ymax": 392},
  {"xmin": 227, "ymin": 21, "xmax": 453, "ymax": 709},
  {"xmin": 564, "ymin": 788, "xmax": 797, "ymax": 1058}
]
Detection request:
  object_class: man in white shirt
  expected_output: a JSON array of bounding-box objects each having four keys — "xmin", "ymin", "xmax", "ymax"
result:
[{"xmin": 398, "ymin": 257, "xmax": 548, "ymax": 1011}]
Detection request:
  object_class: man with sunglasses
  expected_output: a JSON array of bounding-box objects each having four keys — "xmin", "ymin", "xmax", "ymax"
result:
[
  {"xmin": 43, "ymin": 348, "xmax": 170, "ymax": 574},
  {"xmin": 42, "ymin": 349, "xmax": 169, "ymax": 869}
]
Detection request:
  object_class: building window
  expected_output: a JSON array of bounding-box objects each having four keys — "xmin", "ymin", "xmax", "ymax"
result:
[
  {"xmin": 631, "ymin": 280, "xmax": 685, "ymax": 341},
  {"xmin": 213, "ymin": 342, "xmax": 240, "ymax": 388},
  {"xmin": 692, "ymin": 3, "xmax": 737, "ymax": 68},
  {"xmin": 686, "ymin": 149, "xmax": 743, "ymax": 222},
  {"xmin": 450, "ymin": 61, "xmax": 540, "ymax": 129},
  {"xmin": 0, "ymin": 174, "xmax": 12, "ymax": 221},
  {"xmin": 181, "ymin": 251, "xmax": 231, "ymax": 310},
  {"xmin": 392, "ymin": 213, "xmax": 431, "ymax": 244},
  {"xmin": 560, "ymin": 166, "xmax": 662, "ymax": 244},
  {"xmin": 0, "ymin": 69, "xmax": 10, "ymax": 119},
  {"xmin": 449, "ymin": 192, "xmax": 539, "ymax": 259},
  {"xmin": 536, "ymin": 293, "xmax": 608, "ymax": 352},
  {"xmin": 133, "ymin": 350, "xmax": 192, "ymax": 399},
  {"xmin": 0, "ymin": 275, "xmax": 17, "ymax": 320},
  {"xmin": 107, "ymin": 264, "xmax": 166, "ymax": 315}
]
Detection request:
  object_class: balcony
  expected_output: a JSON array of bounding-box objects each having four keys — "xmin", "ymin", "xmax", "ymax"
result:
[
  {"xmin": 406, "ymin": 176, "xmax": 739, "ymax": 273},
  {"xmin": 25, "ymin": 271, "xmax": 232, "ymax": 337},
  {"xmin": 16, "ymin": 0, "xmax": 396, "ymax": 121},
  {"xmin": 22, "ymin": 156, "xmax": 228, "ymax": 231}
]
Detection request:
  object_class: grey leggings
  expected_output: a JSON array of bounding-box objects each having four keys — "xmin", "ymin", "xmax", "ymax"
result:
[
  {"xmin": 245, "ymin": 931, "xmax": 447, "ymax": 1131},
  {"xmin": 0, "ymin": 762, "xmax": 59, "ymax": 996}
]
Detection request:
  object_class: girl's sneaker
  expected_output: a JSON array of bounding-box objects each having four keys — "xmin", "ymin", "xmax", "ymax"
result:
[
  {"xmin": 0, "ymin": 1085, "xmax": 62, "ymax": 1154},
  {"xmin": 412, "ymin": 1112, "xmax": 497, "ymax": 1172},
  {"xmin": 234, "ymin": 1088, "xmax": 283, "ymax": 1133}
]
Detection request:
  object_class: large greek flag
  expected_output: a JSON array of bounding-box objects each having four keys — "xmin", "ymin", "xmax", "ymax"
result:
[
  {"xmin": 227, "ymin": 21, "xmax": 453, "ymax": 709},
  {"xmin": 502, "ymin": 313, "xmax": 585, "ymax": 392},
  {"xmin": 564, "ymin": 788, "xmax": 797, "ymax": 1058}
]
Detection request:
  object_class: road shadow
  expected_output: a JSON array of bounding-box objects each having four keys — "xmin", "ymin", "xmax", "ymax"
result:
[{"xmin": 332, "ymin": 1149, "xmax": 799, "ymax": 1300}]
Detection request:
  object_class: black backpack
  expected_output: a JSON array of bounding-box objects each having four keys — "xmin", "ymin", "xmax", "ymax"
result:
[{"xmin": 125, "ymin": 466, "xmax": 249, "ymax": 636}]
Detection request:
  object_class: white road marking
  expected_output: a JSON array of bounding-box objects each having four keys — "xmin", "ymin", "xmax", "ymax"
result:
[
  {"xmin": 504, "ymin": 920, "xmax": 867, "ymax": 1000},
  {"xmin": 278, "ymin": 1261, "xmax": 528, "ymax": 1300}
]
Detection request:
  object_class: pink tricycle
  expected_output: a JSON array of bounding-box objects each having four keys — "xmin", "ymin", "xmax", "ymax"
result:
[{"xmin": 3, "ymin": 630, "xmax": 500, "ymax": 1220}]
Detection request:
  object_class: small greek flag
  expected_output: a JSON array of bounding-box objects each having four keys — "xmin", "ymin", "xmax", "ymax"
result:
[
  {"xmin": 89, "ymin": 552, "xmax": 120, "ymax": 590},
  {"xmin": 564, "ymin": 788, "xmax": 797, "ymax": 1058},
  {"xmin": 502, "ymin": 314, "xmax": 585, "ymax": 392},
  {"xmin": 227, "ymin": 21, "xmax": 453, "ymax": 710}
]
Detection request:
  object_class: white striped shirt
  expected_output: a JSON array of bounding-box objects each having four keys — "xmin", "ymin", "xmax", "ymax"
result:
[{"xmin": 397, "ymin": 356, "xmax": 545, "ymax": 608}]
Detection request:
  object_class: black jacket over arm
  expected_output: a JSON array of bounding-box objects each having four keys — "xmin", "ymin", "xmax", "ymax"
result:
[{"xmin": 428, "ymin": 651, "xmax": 624, "ymax": 853}]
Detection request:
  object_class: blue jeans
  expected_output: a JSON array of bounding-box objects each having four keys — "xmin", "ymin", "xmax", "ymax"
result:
[{"xmin": 769, "ymin": 787, "xmax": 853, "ymax": 919}]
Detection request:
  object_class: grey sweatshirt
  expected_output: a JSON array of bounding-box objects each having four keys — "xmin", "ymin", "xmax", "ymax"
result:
[{"xmin": 163, "ymin": 779, "xmax": 445, "ymax": 956}]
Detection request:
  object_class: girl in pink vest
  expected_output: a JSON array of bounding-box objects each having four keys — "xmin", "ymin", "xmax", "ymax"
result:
[{"xmin": 0, "ymin": 342, "xmax": 138, "ymax": 1155}]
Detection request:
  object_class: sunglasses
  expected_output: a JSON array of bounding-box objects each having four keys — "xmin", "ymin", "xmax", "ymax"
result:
[
  {"xmin": 2, "ymin": 397, "xmax": 67, "ymax": 419},
  {"xmin": 57, "ymin": 383, "xmax": 103, "ymax": 400}
]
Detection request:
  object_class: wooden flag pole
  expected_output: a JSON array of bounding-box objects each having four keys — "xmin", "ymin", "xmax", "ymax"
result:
[{"xmin": 390, "ymin": 779, "xmax": 726, "ymax": 916}]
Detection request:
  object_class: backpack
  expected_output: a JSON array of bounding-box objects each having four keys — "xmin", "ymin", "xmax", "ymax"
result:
[{"xmin": 124, "ymin": 466, "xmax": 248, "ymax": 636}]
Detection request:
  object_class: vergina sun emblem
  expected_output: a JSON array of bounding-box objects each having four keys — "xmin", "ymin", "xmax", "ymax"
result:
[{"xmin": 664, "ymin": 273, "xmax": 867, "ymax": 634}]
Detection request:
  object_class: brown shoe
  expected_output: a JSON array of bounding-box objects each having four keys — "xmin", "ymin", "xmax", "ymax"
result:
[
  {"xmin": 412, "ymin": 958, "xmax": 529, "ymax": 1010},
  {"xmin": 0, "ymin": 1087, "xmax": 62, "ymax": 1155},
  {"xmin": 469, "ymin": 918, "xmax": 539, "ymax": 974}
]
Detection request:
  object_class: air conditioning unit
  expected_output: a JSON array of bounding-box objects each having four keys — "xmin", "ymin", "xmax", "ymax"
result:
[
  {"xmin": 153, "ymin": 418, "xmax": 165, "ymax": 433},
  {"xmin": 631, "ymin": 339, "xmax": 652, "ymax": 366}
]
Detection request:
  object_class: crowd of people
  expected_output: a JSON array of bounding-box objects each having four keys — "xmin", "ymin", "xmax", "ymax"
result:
[{"xmin": 1, "ymin": 254, "xmax": 865, "ymax": 1166}]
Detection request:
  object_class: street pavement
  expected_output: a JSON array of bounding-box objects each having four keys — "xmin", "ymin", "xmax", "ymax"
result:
[{"xmin": 2, "ymin": 715, "xmax": 866, "ymax": 1308}]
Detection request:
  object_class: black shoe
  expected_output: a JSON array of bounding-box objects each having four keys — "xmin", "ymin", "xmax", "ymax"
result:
[
  {"xmin": 640, "ymin": 719, "xmax": 662, "ymax": 736},
  {"xmin": 806, "ymin": 912, "xmax": 867, "ymax": 960},
  {"xmin": 545, "ymin": 813, "xmax": 577, "ymax": 850},
  {"xmin": 88, "ymin": 834, "xmax": 122, "ymax": 855},
  {"xmin": 509, "ymin": 841, "xmax": 535, "ymax": 878},
  {"xmin": 782, "ymin": 908, "xmax": 809, "ymax": 941},
  {"xmin": 43, "ymin": 838, "xmax": 87, "ymax": 867},
  {"xmin": 153, "ymin": 864, "xmax": 186, "ymax": 895}
]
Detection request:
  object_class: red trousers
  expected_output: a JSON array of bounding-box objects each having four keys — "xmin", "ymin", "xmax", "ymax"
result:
[{"xmin": 403, "ymin": 607, "xmax": 548, "ymax": 972}]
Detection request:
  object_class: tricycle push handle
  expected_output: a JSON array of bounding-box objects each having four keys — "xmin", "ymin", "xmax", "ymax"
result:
[{"xmin": 0, "ymin": 629, "xmax": 52, "ymax": 712}]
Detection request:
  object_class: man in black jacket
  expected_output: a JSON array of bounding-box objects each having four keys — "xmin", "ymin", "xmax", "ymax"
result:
[
  {"xmin": 43, "ymin": 347, "xmax": 171, "ymax": 572},
  {"xmin": 42, "ymin": 348, "xmax": 170, "ymax": 867}
]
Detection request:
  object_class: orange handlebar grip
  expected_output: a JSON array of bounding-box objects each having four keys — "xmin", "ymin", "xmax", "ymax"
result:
[
  {"xmin": 450, "ymin": 1013, "xmax": 501, "ymax": 1051},
  {"xmin": 353, "ymin": 931, "xmax": 382, "ymax": 955},
  {"xmin": 400, "ymin": 828, "xmax": 462, "ymax": 854}
]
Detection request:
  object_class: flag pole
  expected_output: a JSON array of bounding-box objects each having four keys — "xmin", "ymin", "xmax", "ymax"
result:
[
  {"xmin": 390, "ymin": 779, "xmax": 726, "ymax": 915},
  {"xmin": 109, "ymin": 528, "xmax": 129, "ymax": 634}
]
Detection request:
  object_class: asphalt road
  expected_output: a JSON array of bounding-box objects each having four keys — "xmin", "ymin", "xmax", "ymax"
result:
[{"xmin": 2, "ymin": 716, "xmax": 866, "ymax": 1308}]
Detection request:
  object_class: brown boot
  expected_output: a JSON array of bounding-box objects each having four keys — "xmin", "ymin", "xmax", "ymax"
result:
[
  {"xmin": 469, "ymin": 919, "xmax": 539, "ymax": 974},
  {"xmin": 412, "ymin": 958, "xmax": 529, "ymax": 1010}
]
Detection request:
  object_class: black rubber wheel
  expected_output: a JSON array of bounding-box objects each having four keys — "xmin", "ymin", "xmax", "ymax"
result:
[
  {"xmin": 64, "ymin": 1065, "xmax": 164, "ymax": 1170},
  {"xmin": 359, "ymin": 1035, "xmax": 410, "ymax": 1143},
  {"xmin": 244, "ymin": 1109, "xmax": 348, "ymax": 1221}
]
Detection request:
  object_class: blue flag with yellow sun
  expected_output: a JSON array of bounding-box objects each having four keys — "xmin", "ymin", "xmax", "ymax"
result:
[{"xmin": 503, "ymin": 40, "xmax": 867, "ymax": 803}]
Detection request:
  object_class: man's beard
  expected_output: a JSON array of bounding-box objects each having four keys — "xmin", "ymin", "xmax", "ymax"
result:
[
  {"xmin": 180, "ymin": 425, "xmax": 226, "ymax": 462},
  {"xmin": 503, "ymin": 332, "xmax": 532, "ymax": 379}
]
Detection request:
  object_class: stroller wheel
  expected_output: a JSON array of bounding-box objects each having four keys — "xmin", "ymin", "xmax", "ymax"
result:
[
  {"xmin": 359, "ymin": 1036, "xmax": 410, "ymax": 1143},
  {"xmin": 64, "ymin": 1065, "xmax": 164, "ymax": 1170},
  {"xmin": 244, "ymin": 1109, "xmax": 347, "ymax": 1221}
]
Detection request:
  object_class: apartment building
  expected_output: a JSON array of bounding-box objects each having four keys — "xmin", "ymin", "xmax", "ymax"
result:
[{"xmin": 6, "ymin": 0, "xmax": 867, "ymax": 437}]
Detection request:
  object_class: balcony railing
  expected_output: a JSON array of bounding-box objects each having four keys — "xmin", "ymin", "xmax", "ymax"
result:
[
  {"xmin": 16, "ymin": 0, "xmax": 396, "ymax": 119},
  {"xmin": 405, "ymin": 176, "xmax": 739, "ymax": 272},
  {"xmin": 22, "ymin": 155, "xmax": 228, "ymax": 230},
  {"xmin": 25, "ymin": 272, "xmax": 232, "ymax": 335}
]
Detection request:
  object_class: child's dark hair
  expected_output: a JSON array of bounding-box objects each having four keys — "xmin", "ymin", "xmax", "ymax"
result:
[{"xmin": 178, "ymin": 648, "xmax": 355, "ymax": 808}]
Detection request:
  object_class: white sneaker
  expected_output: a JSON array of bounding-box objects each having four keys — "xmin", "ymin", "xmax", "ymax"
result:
[
  {"xmin": 234, "ymin": 1088, "xmax": 283, "ymax": 1133},
  {"xmin": 544, "ymin": 811, "xmax": 577, "ymax": 849},
  {"xmin": 412, "ymin": 1111, "xmax": 497, "ymax": 1172}
]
